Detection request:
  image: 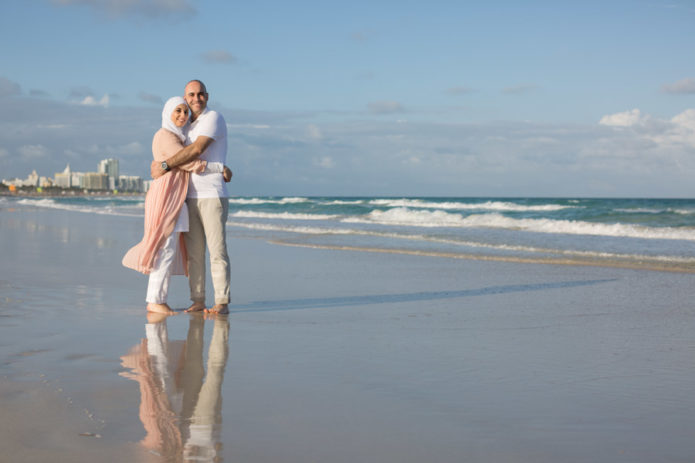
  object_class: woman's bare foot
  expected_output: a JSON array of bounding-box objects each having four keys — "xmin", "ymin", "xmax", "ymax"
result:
[
  {"xmin": 205, "ymin": 304, "xmax": 229, "ymax": 315},
  {"xmin": 185, "ymin": 301, "xmax": 206, "ymax": 313},
  {"xmin": 146, "ymin": 302, "xmax": 173, "ymax": 314}
]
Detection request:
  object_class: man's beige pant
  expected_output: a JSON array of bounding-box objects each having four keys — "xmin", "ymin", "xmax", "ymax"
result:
[{"xmin": 184, "ymin": 197, "xmax": 230, "ymax": 305}]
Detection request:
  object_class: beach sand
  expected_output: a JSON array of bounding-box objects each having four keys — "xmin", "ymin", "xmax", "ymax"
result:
[{"xmin": 1, "ymin": 205, "xmax": 694, "ymax": 462}]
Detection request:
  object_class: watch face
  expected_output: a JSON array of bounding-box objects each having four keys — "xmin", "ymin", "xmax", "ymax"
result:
[{"xmin": 161, "ymin": 162, "xmax": 168, "ymax": 169}]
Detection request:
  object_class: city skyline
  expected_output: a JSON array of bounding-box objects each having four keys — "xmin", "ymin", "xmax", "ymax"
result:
[{"xmin": 3, "ymin": 158, "xmax": 146, "ymax": 193}]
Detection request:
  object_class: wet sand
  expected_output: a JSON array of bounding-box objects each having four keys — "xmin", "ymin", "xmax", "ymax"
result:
[{"xmin": 1, "ymin": 205, "xmax": 695, "ymax": 462}]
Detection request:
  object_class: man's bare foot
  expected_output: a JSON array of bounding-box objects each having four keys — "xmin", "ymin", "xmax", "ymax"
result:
[
  {"xmin": 146, "ymin": 303, "xmax": 173, "ymax": 314},
  {"xmin": 185, "ymin": 301, "xmax": 206, "ymax": 313},
  {"xmin": 205, "ymin": 304, "xmax": 229, "ymax": 315}
]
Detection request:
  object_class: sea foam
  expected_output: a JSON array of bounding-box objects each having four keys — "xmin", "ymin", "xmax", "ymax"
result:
[
  {"xmin": 344, "ymin": 207, "xmax": 695, "ymax": 241},
  {"xmin": 231, "ymin": 211, "xmax": 339, "ymax": 220},
  {"xmin": 368, "ymin": 199, "xmax": 572, "ymax": 211}
]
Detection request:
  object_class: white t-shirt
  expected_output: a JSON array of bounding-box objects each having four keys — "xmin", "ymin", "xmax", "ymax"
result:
[{"xmin": 186, "ymin": 108, "xmax": 228, "ymax": 199}]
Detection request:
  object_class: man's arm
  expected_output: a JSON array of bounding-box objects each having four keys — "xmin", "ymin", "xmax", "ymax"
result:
[{"xmin": 151, "ymin": 136, "xmax": 215, "ymax": 179}]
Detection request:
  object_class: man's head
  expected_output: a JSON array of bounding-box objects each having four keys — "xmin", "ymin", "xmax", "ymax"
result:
[{"xmin": 184, "ymin": 80, "xmax": 208, "ymax": 119}]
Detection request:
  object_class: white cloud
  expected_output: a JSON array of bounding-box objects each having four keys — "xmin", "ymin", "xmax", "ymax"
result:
[
  {"xmin": 662, "ymin": 77, "xmax": 695, "ymax": 94},
  {"xmin": 18, "ymin": 144, "xmax": 49, "ymax": 159},
  {"xmin": 80, "ymin": 94, "xmax": 110, "ymax": 107},
  {"xmin": 599, "ymin": 108, "xmax": 649, "ymax": 127},
  {"xmin": 593, "ymin": 108, "xmax": 695, "ymax": 179},
  {"xmin": 201, "ymin": 50, "xmax": 237, "ymax": 64},
  {"xmin": 368, "ymin": 100, "xmax": 405, "ymax": 114},
  {"xmin": 651, "ymin": 109, "xmax": 695, "ymax": 147},
  {"xmin": 671, "ymin": 109, "xmax": 695, "ymax": 129},
  {"xmin": 0, "ymin": 77, "xmax": 21, "ymax": 97}
]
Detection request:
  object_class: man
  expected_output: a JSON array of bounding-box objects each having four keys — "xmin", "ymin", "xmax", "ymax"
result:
[{"xmin": 152, "ymin": 80, "xmax": 232, "ymax": 314}]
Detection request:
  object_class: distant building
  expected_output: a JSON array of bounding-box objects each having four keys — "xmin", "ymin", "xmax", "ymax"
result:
[
  {"xmin": 26, "ymin": 170, "xmax": 39, "ymax": 187},
  {"xmin": 118, "ymin": 175, "xmax": 143, "ymax": 193},
  {"xmin": 82, "ymin": 172, "xmax": 109, "ymax": 190},
  {"xmin": 54, "ymin": 164, "xmax": 73, "ymax": 188},
  {"xmin": 98, "ymin": 158, "xmax": 119, "ymax": 190},
  {"xmin": 72, "ymin": 172, "xmax": 84, "ymax": 188},
  {"xmin": 1, "ymin": 178, "xmax": 20, "ymax": 188},
  {"xmin": 3, "ymin": 170, "xmax": 41, "ymax": 188}
]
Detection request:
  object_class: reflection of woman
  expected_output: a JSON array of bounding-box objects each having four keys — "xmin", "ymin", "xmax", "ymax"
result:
[
  {"xmin": 122, "ymin": 97, "xmax": 227, "ymax": 313},
  {"xmin": 119, "ymin": 315, "xmax": 185, "ymax": 455},
  {"xmin": 120, "ymin": 314, "xmax": 230, "ymax": 462}
]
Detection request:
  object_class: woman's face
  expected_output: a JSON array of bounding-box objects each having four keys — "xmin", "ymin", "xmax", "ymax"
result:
[{"xmin": 170, "ymin": 104, "xmax": 189, "ymax": 128}]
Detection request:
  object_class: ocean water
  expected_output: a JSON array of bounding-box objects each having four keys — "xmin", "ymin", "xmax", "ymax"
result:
[{"xmin": 4, "ymin": 195, "xmax": 695, "ymax": 272}]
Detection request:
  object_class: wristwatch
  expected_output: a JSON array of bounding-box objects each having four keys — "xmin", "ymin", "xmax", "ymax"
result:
[{"xmin": 161, "ymin": 161, "xmax": 171, "ymax": 172}]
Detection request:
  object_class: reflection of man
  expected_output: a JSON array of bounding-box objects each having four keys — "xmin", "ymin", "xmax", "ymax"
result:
[
  {"xmin": 153, "ymin": 80, "xmax": 232, "ymax": 314},
  {"xmin": 183, "ymin": 317, "xmax": 229, "ymax": 460},
  {"xmin": 120, "ymin": 314, "xmax": 230, "ymax": 462}
]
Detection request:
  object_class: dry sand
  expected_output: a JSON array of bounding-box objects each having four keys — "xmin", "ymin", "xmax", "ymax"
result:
[{"xmin": 1, "ymin": 206, "xmax": 694, "ymax": 462}]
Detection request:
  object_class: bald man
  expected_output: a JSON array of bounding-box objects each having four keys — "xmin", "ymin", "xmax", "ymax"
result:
[{"xmin": 152, "ymin": 80, "xmax": 232, "ymax": 314}]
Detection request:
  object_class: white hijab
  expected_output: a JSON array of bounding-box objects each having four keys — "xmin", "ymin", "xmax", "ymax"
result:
[{"xmin": 161, "ymin": 96, "xmax": 189, "ymax": 142}]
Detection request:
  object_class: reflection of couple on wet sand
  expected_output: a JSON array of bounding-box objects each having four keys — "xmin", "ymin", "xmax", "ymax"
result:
[
  {"xmin": 123, "ymin": 80, "xmax": 232, "ymax": 315},
  {"xmin": 120, "ymin": 314, "xmax": 230, "ymax": 462}
]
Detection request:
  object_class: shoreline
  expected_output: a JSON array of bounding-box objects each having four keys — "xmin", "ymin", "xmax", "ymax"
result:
[{"xmin": 270, "ymin": 239, "xmax": 695, "ymax": 274}]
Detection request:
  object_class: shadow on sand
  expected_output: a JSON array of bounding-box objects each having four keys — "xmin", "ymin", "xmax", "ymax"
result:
[{"xmin": 228, "ymin": 278, "xmax": 617, "ymax": 313}]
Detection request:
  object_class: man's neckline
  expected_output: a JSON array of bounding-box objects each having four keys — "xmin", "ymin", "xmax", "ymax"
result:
[{"xmin": 190, "ymin": 106, "xmax": 209, "ymax": 123}]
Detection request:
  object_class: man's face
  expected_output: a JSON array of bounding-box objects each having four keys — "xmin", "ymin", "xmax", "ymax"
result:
[{"xmin": 184, "ymin": 81, "xmax": 208, "ymax": 116}]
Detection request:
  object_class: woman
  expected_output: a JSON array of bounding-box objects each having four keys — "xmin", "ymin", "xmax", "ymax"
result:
[{"xmin": 122, "ymin": 96, "xmax": 227, "ymax": 313}]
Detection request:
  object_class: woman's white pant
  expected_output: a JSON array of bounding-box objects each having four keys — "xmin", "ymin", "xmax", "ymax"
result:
[{"xmin": 146, "ymin": 233, "xmax": 179, "ymax": 304}]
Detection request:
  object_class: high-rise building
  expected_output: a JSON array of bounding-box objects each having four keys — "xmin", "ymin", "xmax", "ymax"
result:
[
  {"xmin": 72, "ymin": 172, "xmax": 84, "ymax": 188},
  {"xmin": 118, "ymin": 175, "xmax": 143, "ymax": 192},
  {"xmin": 98, "ymin": 158, "xmax": 119, "ymax": 190},
  {"xmin": 54, "ymin": 164, "xmax": 72, "ymax": 188},
  {"xmin": 82, "ymin": 172, "xmax": 109, "ymax": 190}
]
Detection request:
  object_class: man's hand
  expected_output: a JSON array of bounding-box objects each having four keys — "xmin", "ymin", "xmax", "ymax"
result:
[
  {"xmin": 223, "ymin": 166, "xmax": 233, "ymax": 183},
  {"xmin": 151, "ymin": 160, "xmax": 167, "ymax": 179}
]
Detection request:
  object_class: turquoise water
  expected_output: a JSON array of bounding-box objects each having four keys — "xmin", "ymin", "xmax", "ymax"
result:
[{"xmin": 5, "ymin": 196, "xmax": 695, "ymax": 271}]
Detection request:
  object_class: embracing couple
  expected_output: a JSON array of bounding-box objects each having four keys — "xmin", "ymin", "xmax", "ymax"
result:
[{"xmin": 123, "ymin": 80, "xmax": 231, "ymax": 315}]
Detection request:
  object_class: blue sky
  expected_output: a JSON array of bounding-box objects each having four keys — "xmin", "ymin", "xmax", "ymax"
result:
[{"xmin": 1, "ymin": 0, "xmax": 694, "ymax": 196}]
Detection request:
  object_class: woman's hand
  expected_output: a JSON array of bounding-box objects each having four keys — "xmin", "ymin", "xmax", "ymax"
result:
[
  {"xmin": 223, "ymin": 166, "xmax": 233, "ymax": 182},
  {"xmin": 151, "ymin": 160, "xmax": 168, "ymax": 179}
]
